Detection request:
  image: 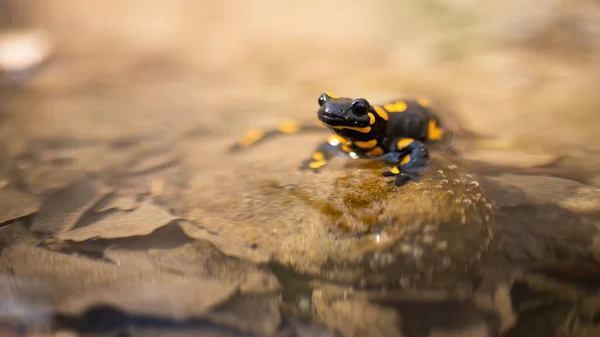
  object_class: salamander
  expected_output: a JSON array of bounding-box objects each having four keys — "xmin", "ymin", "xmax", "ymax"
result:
[{"xmin": 229, "ymin": 92, "xmax": 445, "ymax": 186}]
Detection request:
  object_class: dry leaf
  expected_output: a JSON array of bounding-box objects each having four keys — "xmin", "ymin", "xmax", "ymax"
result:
[
  {"xmin": 92, "ymin": 194, "xmax": 138, "ymax": 212},
  {"xmin": 0, "ymin": 244, "xmax": 238, "ymax": 319},
  {"xmin": 57, "ymin": 202, "xmax": 180, "ymax": 241},
  {"xmin": 0, "ymin": 188, "xmax": 41, "ymax": 225},
  {"xmin": 30, "ymin": 179, "xmax": 111, "ymax": 234},
  {"xmin": 104, "ymin": 241, "xmax": 279, "ymax": 294}
]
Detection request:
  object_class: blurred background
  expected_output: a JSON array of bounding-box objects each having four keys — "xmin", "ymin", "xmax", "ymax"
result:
[{"xmin": 1, "ymin": 0, "xmax": 599, "ymax": 166}]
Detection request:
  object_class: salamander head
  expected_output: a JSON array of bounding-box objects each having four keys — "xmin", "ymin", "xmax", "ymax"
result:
[{"xmin": 317, "ymin": 92, "xmax": 375, "ymax": 131}]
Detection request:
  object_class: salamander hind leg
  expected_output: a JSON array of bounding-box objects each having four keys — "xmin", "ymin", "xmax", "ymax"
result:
[
  {"xmin": 382, "ymin": 138, "xmax": 430, "ymax": 186},
  {"xmin": 229, "ymin": 120, "xmax": 325, "ymax": 152}
]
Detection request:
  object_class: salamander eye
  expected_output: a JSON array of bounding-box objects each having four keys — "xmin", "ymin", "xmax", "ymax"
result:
[
  {"xmin": 351, "ymin": 99, "xmax": 369, "ymax": 115},
  {"xmin": 318, "ymin": 93, "xmax": 328, "ymax": 107}
]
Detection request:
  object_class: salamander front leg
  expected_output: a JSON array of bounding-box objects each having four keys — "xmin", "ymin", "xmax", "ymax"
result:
[
  {"xmin": 383, "ymin": 138, "xmax": 430, "ymax": 186},
  {"xmin": 298, "ymin": 135, "xmax": 346, "ymax": 172}
]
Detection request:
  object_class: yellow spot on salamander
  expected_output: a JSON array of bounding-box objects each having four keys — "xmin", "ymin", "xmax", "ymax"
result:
[
  {"xmin": 374, "ymin": 106, "xmax": 388, "ymax": 121},
  {"xmin": 331, "ymin": 125, "xmax": 371, "ymax": 133},
  {"xmin": 400, "ymin": 155, "xmax": 411, "ymax": 165},
  {"xmin": 384, "ymin": 101, "xmax": 407, "ymax": 113},
  {"xmin": 312, "ymin": 152, "xmax": 325, "ymax": 161},
  {"xmin": 325, "ymin": 92, "xmax": 340, "ymax": 99},
  {"xmin": 238, "ymin": 129, "xmax": 265, "ymax": 147},
  {"xmin": 309, "ymin": 160, "xmax": 327, "ymax": 169},
  {"xmin": 341, "ymin": 144, "xmax": 353, "ymax": 153},
  {"xmin": 368, "ymin": 113, "xmax": 376, "ymax": 125},
  {"xmin": 396, "ymin": 138, "xmax": 414, "ymax": 150},
  {"xmin": 418, "ymin": 98, "xmax": 431, "ymax": 107},
  {"xmin": 327, "ymin": 135, "xmax": 344, "ymax": 146},
  {"xmin": 354, "ymin": 139, "xmax": 377, "ymax": 149},
  {"xmin": 428, "ymin": 119, "xmax": 443, "ymax": 140},
  {"xmin": 366, "ymin": 147, "xmax": 383, "ymax": 156},
  {"xmin": 389, "ymin": 167, "xmax": 400, "ymax": 174},
  {"xmin": 278, "ymin": 120, "xmax": 300, "ymax": 133}
]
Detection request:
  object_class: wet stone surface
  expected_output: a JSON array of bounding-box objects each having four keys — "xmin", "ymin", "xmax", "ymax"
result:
[
  {"xmin": 177, "ymin": 152, "xmax": 494, "ymax": 290},
  {"xmin": 0, "ymin": 120, "xmax": 599, "ymax": 337}
]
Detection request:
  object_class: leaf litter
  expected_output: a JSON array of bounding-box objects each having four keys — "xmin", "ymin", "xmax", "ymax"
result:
[
  {"xmin": 56, "ymin": 201, "xmax": 180, "ymax": 241},
  {"xmin": 0, "ymin": 187, "xmax": 41, "ymax": 225},
  {"xmin": 0, "ymin": 244, "xmax": 239, "ymax": 320},
  {"xmin": 30, "ymin": 178, "xmax": 112, "ymax": 234}
]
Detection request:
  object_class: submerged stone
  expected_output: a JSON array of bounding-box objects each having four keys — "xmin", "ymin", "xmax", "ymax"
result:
[{"xmin": 182, "ymin": 153, "xmax": 494, "ymax": 290}]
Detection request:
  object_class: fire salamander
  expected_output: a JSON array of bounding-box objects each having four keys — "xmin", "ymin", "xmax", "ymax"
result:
[{"xmin": 229, "ymin": 92, "xmax": 445, "ymax": 186}]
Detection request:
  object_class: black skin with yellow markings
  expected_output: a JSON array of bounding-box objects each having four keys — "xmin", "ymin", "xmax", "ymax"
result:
[{"xmin": 229, "ymin": 92, "xmax": 445, "ymax": 186}]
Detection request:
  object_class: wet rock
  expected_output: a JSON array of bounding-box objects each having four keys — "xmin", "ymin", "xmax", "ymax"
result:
[
  {"xmin": 379, "ymin": 296, "xmax": 498, "ymax": 337},
  {"xmin": 502, "ymin": 273, "xmax": 600, "ymax": 337},
  {"xmin": 559, "ymin": 293, "xmax": 600, "ymax": 337},
  {"xmin": 471, "ymin": 268, "xmax": 518, "ymax": 333},
  {"xmin": 181, "ymin": 154, "xmax": 494, "ymax": 289},
  {"xmin": 312, "ymin": 281, "xmax": 515, "ymax": 337},
  {"xmin": 485, "ymin": 174, "xmax": 600, "ymax": 214},
  {"xmin": 312, "ymin": 287, "xmax": 402, "ymax": 337},
  {"xmin": 479, "ymin": 179, "xmax": 527, "ymax": 208},
  {"xmin": 486, "ymin": 204, "xmax": 597, "ymax": 264},
  {"xmin": 460, "ymin": 149, "xmax": 558, "ymax": 168},
  {"xmin": 205, "ymin": 294, "xmax": 281, "ymax": 336},
  {"xmin": 0, "ymin": 187, "xmax": 41, "ymax": 224},
  {"xmin": 560, "ymin": 186, "xmax": 600, "ymax": 214}
]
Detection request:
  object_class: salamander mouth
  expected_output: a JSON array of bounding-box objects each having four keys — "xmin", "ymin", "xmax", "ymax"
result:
[{"xmin": 318, "ymin": 114, "xmax": 349, "ymax": 126}]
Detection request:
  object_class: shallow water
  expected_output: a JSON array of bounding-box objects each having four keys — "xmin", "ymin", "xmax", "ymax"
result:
[{"xmin": 1, "ymin": 1, "xmax": 600, "ymax": 336}]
